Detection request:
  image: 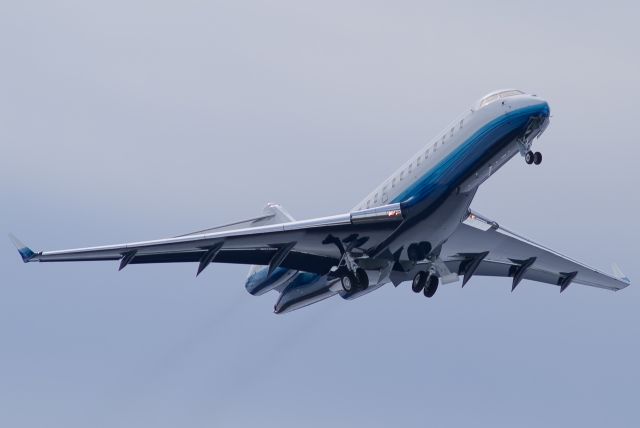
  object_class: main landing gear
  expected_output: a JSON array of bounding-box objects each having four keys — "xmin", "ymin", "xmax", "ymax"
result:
[
  {"xmin": 525, "ymin": 150, "xmax": 542, "ymax": 165},
  {"xmin": 411, "ymin": 271, "xmax": 439, "ymax": 298},
  {"xmin": 340, "ymin": 267, "xmax": 369, "ymax": 293}
]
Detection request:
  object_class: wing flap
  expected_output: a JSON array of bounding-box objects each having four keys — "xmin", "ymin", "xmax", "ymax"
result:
[{"xmin": 128, "ymin": 249, "xmax": 336, "ymax": 275}]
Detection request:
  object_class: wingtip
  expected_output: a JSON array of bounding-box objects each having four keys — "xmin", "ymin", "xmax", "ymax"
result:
[
  {"xmin": 8, "ymin": 233, "xmax": 37, "ymax": 263},
  {"xmin": 612, "ymin": 263, "xmax": 631, "ymax": 285}
]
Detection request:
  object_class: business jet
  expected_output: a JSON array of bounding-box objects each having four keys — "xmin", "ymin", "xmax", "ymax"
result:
[{"xmin": 11, "ymin": 89, "xmax": 630, "ymax": 313}]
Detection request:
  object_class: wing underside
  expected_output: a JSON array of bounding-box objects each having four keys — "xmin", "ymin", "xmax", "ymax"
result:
[
  {"xmin": 438, "ymin": 211, "xmax": 629, "ymax": 291},
  {"xmin": 12, "ymin": 204, "xmax": 405, "ymax": 277}
]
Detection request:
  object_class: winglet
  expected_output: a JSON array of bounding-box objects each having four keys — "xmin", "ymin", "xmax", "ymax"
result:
[
  {"xmin": 612, "ymin": 263, "xmax": 631, "ymax": 285},
  {"xmin": 8, "ymin": 234, "xmax": 37, "ymax": 263}
]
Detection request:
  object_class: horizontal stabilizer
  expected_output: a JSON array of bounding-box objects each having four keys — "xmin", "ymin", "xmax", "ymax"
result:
[{"xmin": 9, "ymin": 234, "xmax": 37, "ymax": 263}]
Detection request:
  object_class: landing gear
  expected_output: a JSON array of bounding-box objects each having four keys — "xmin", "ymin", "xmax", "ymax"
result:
[
  {"xmin": 424, "ymin": 275, "xmax": 439, "ymax": 298},
  {"xmin": 533, "ymin": 151, "xmax": 542, "ymax": 165},
  {"xmin": 411, "ymin": 271, "xmax": 439, "ymax": 297},
  {"xmin": 525, "ymin": 151, "xmax": 542, "ymax": 165},
  {"xmin": 412, "ymin": 271, "xmax": 427, "ymax": 293},
  {"xmin": 355, "ymin": 268, "xmax": 369, "ymax": 290},
  {"xmin": 341, "ymin": 273, "xmax": 357, "ymax": 292},
  {"xmin": 525, "ymin": 151, "xmax": 534, "ymax": 164},
  {"xmin": 340, "ymin": 268, "xmax": 369, "ymax": 293}
]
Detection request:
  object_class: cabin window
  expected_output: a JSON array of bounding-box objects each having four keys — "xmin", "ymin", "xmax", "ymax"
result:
[
  {"xmin": 425, "ymin": 149, "xmax": 429, "ymax": 159},
  {"xmin": 400, "ymin": 171, "xmax": 404, "ymax": 180},
  {"xmin": 459, "ymin": 119, "xmax": 464, "ymax": 129},
  {"xmin": 366, "ymin": 200, "xmax": 371, "ymax": 208},
  {"xmin": 392, "ymin": 177, "xmax": 396, "ymax": 188},
  {"xmin": 408, "ymin": 162, "xmax": 413, "ymax": 174},
  {"xmin": 442, "ymin": 135, "xmax": 446, "ymax": 144},
  {"xmin": 450, "ymin": 127, "xmax": 454, "ymax": 137},
  {"xmin": 416, "ymin": 156, "xmax": 421, "ymax": 166}
]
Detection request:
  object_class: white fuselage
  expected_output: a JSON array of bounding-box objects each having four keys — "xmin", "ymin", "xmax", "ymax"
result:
[{"xmin": 354, "ymin": 90, "xmax": 550, "ymax": 213}]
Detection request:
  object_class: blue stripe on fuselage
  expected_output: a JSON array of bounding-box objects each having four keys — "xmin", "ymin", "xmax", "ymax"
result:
[{"xmin": 392, "ymin": 104, "xmax": 550, "ymax": 209}]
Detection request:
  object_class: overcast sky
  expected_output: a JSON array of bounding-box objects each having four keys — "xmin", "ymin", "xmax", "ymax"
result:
[{"xmin": 1, "ymin": 1, "xmax": 639, "ymax": 427}]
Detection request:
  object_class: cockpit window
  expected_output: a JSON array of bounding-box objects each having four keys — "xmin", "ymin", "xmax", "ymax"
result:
[
  {"xmin": 499, "ymin": 89, "xmax": 524, "ymax": 98},
  {"xmin": 479, "ymin": 89, "xmax": 524, "ymax": 107}
]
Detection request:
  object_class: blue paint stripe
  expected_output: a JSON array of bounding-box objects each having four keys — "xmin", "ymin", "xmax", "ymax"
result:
[{"xmin": 392, "ymin": 104, "xmax": 549, "ymax": 207}]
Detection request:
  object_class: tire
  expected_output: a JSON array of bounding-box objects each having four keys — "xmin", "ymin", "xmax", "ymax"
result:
[
  {"xmin": 533, "ymin": 151, "xmax": 542, "ymax": 165},
  {"xmin": 424, "ymin": 275, "xmax": 439, "ymax": 298},
  {"xmin": 412, "ymin": 271, "xmax": 427, "ymax": 293},
  {"xmin": 341, "ymin": 273, "xmax": 357, "ymax": 292},
  {"xmin": 525, "ymin": 151, "xmax": 534, "ymax": 164},
  {"xmin": 355, "ymin": 268, "xmax": 369, "ymax": 290}
]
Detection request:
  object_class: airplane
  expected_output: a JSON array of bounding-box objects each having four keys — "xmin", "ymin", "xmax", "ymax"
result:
[{"xmin": 11, "ymin": 89, "xmax": 631, "ymax": 313}]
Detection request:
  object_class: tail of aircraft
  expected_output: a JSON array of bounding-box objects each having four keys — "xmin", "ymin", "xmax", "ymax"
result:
[{"xmin": 244, "ymin": 203, "xmax": 299, "ymax": 295}]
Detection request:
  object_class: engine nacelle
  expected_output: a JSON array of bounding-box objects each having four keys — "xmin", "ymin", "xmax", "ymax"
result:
[
  {"xmin": 245, "ymin": 265, "xmax": 298, "ymax": 296},
  {"xmin": 274, "ymin": 273, "xmax": 336, "ymax": 314}
]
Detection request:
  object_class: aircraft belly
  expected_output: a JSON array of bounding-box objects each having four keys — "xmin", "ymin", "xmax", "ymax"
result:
[{"xmin": 396, "ymin": 191, "xmax": 476, "ymax": 259}]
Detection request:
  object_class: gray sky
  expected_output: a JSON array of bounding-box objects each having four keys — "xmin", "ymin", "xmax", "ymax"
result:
[{"xmin": 1, "ymin": 1, "xmax": 639, "ymax": 427}]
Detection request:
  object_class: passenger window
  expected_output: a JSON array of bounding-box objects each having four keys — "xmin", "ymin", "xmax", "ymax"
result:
[
  {"xmin": 408, "ymin": 162, "xmax": 413, "ymax": 174},
  {"xmin": 366, "ymin": 200, "xmax": 371, "ymax": 208},
  {"xmin": 400, "ymin": 171, "xmax": 404, "ymax": 180},
  {"xmin": 425, "ymin": 149, "xmax": 429, "ymax": 159},
  {"xmin": 459, "ymin": 119, "xmax": 464, "ymax": 129},
  {"xmin": 392, "ymin": 177, "xmax": 396, "ymax": 188},
  {"xmin": 450, "ymin": 127, "xmax": 454, "ymax": 137},
  {"xmin": 374, "ymin": 193, "xmax": 378, "ymax": 203}
]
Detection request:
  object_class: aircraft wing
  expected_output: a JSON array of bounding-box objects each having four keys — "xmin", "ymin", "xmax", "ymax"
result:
[
  {"xmin": 10, "ymin": 204, "xmax": 404, "ymax": 276},
  {"xmin": 440, "ymin": 211, "xmax": 630, "ymax": 292}
]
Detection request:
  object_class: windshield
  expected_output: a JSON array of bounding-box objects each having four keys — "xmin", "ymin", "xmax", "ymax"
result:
[{"xmin": 479, "ymin": 89, "xmax": 524, "ymax": 107}]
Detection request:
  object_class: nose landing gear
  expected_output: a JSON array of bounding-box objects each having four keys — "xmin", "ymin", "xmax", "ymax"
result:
[{"xmin": 525, "ymin": 151, "xmax": 542, "ymax": 165}]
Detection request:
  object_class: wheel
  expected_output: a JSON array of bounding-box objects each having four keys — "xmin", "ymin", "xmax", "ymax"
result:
[
  {"xmin": 355, "ymin": 268, "xmax": 369, "ymax": 290},
  {"xmin": 525, "ymin": 151, "xmax": 534, "ymax": 164},
  {"xmin": 533, "ymin": 151, "xmax": 542, "ymax": 165},
  {"xmin": 412, "ymin": 271, "xmax": 427, "ymax": 293},
  {"xmin": 424, "ymin": 275, "xmax": 439, "ymax": 298},
  {"xmin": 341, "ymin": 273, "xmax": 357, "ymax": 292},
  {"xmin": 407, "ymin": 243, "xmax": 421, "ymax": 262}
]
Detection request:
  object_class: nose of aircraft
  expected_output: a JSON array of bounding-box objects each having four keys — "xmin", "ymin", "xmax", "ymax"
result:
[{"xmin": 527, "ymin": 95, "xmax": 550, "ymax": 117}]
